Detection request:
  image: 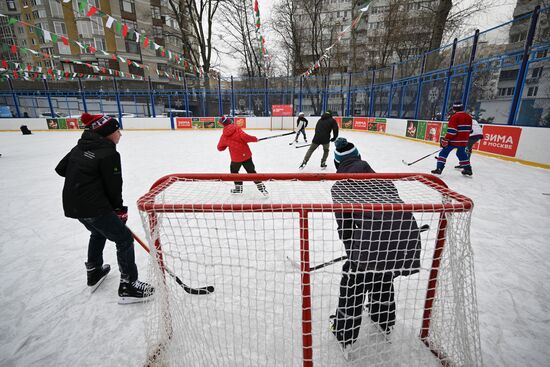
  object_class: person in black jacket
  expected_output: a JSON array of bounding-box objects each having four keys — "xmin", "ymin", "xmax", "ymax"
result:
[
  {"xmin": 329, "ymin": 137, "xmax": 421, "ymax": 349},
  {"xmin": 290, "ymin": 112, "xmax": 308, "ymax": 145},
  {"xmin": 299, "ymin": 111, "xmax": 338, "ymax": 169},
  {"xmin": 55, "ymin": 112, "xmax": 154, "ymax": 304}
]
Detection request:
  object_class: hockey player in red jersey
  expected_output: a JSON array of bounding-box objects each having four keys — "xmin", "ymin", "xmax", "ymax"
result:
[{"xmin": 431, "ymin": 101, "xmax": 473, "ymax": 176}]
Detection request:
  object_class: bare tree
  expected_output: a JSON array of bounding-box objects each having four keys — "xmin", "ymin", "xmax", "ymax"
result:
[
  {"xmin": 165, "ymin": 0, "xmax": 222, "ymax": 78},
  {"xmin": 217, "ymin": 0, "xmax": 265, "ymax": 77}
]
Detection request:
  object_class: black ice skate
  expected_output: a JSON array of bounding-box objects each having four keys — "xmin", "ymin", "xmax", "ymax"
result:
[
  {"xmin": 289, "ymin": 141, "xmax": 297, "ymax": 145},
  {"xmin": 299, "ymin": 162, "xmax": 306, "ymax": 170},
  {"xmin": 454, "ymin": 165, "xmax": 465, "ymax": 169},
  {"xmin": 329, "ymin": 314, "xmax": 357, "ymax": 361},
  {"xmin": 431, "ymin": 168, "xmax": 443, "ymax": 175},
  {"xmin": 462, "ymin": 166, "xmax": 473, "ymax": 176},
  {"xmin": 321, "ymin": 163, "xmax": 327, "ymax": 170},
  {"xmin": 230, "ymin": 185, "xmax": 243, "ymax": 194},
  {"xmin": 256, "ymin": 183, "xmax": 269, "ymax": 196},
  {"xmin": 118, "ymin": 279, "xmax": 155, "ymax": 304},
  {"xmin": 86, "ymin": 262, "xmax": 111, "ymax": 293}
]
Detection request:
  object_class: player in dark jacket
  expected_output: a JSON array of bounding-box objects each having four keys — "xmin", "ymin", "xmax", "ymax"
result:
[
  {"xmin": 55, "ymin": 112, "xmax": 153, "ymax": 303},
  {"xmin": 299, "ymin": 111, "xmax": 338, "ymax": 169},
  {"xmin": 432, "ymin": 101, "xmax": 473, "ymax": 176},
  {"xmin": 329, "ymin": 137, "xmax": 422, "ymax": 349}
]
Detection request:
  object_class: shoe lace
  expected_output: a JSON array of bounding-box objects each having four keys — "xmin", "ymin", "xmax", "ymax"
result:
[{"xmin": 131, "ymin": 280, "xmax": 149, "ymax": 291}]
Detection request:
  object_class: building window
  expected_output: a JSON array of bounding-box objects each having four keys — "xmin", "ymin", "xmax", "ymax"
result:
[
  {"xmin": 7, "ymin": 0, "xmax": 16, "ymax": 11},
  {"xmin": 531, "ymin": 67, "xmax": 543, "ymax": 78},
  {"xmin": 152, "ymin": 6, "xmax": 161, "ymax": 19},
  {"xmin": 77, "ymin": 20, "xmax": 92, "ymax": 38},
  {"xmin": 125, "ymin": 40, "xmax": 140, "ymax": 54},
  {"xmin": 499, "ymin": 69, "xmax": 518, "ymax": 81},
  {"xmin": 498, "ymin": 87, "xmax": 515, "ymax": 96},
  {"xmin": 91, "ymin": 20, "xmax": 104, "ymax": 35},
  {"xmin": 93, "ymin": 36, "xmax": 106, "ymax": 51},
  {"xmin": 153, "ymin": 25, "xmax": 163, "ymax": 38},
  {"xmin": 50, "ymin": 1, "xmax": 63, "ymax": 18},
  {"xmin": 54, "ymin": 22, "xmax": 67, "ymax": 36},
  {"xmin": 527, "ymin": 86, "xmax": 538, "ymax": 97},
  {"xmin": 58, "ymin": 41, "xmax": 71, "ymax": 55},
  {"xmin": 120, "ymin": 0, "xmax": 135, "ymax": 14}
]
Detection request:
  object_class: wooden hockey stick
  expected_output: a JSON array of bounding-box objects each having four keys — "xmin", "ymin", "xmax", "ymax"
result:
[{"xmin": 129, "ymin": 228, "xmax": 214, "ymax": 295}]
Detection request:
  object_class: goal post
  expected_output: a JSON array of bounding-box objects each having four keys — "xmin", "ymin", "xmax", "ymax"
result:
[{"xmin": 137, "ymin": 173, "xmax": 482, "ymax": 367}]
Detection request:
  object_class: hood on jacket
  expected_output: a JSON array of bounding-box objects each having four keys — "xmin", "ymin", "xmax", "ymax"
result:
[{"xmin": 222, "ymin": 123, "xmax": 238, "ymax": 137}]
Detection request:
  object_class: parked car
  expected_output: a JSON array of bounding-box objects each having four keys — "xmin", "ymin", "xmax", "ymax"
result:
[{"xmin": 168, "ymin": 110, "xmax": 194, "ymax": 117}]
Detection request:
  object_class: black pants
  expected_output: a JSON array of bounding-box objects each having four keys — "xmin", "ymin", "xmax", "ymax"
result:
[
  {"xmin": 230, "ymin": 158, "xmax": 264, "ymax": 188},
  {"xmin": 78, "ymin": 211, "xmax": 138, "ymax": 282},
  {"xmin": 294, "ymin": 128, "xmax": 306, "ymax": 142},
  {"xmin": 334, "ymin": 260, "xmax": 395, "ymax": 345}
]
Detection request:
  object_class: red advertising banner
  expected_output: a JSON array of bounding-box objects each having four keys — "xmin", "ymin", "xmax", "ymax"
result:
[
  {"xmin": 353, "ymin": 117, "xmax": 368, "ymax": 130},
  {"xmin": 272, "ymin": 105, "xmax": 293, "ymax": 116},
  {"xmin": 334, "ymin": 117, "xmax": 342, "ymax": 128},
  {"xmin": 67, "ymin": 118, "xmax": 79, "ymax": 129},
  {"xmin": 377, "ymin": 122, "xmax": 387, "ymax": 133},
  {"xmin": 176, "ymin": 117, "xmax": 192, "ymax": 129},
  {"xmin": 425, "ymin": 122, "xmax": 442, "ymax": 143},
  {"xmin": 478, "ymin": 125, "xmax": 522, "ymax": 157}
]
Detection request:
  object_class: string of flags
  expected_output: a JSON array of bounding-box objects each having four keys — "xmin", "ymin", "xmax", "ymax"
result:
[
  {"xmin": 58, "ymin": 0, "xmax": 203, "ymax": 75},
  {"xmin": 302, "ymin": 1, "xmax": 372, "ymax": 78},
  {"xmin": 253, "ymin": 0, "xmax": 270, "ymax": 74},
  {"xmin": 0, "ymin": 0, "xmax": 204, "ymax": 80}
]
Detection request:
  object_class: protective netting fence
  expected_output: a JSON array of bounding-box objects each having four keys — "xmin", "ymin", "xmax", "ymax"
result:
[{"xmin": 137, "ymin": 174, "xmax": 482, "ymax": 367}]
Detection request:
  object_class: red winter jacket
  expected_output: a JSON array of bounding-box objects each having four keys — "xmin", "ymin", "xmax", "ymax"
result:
[
  {"xmin": 217, "ymin": 124, "xmax": 258, "ymax": 162},
  {"xmin": 444, "ymin": 111, "xmax": 472, "ymax": 147}
]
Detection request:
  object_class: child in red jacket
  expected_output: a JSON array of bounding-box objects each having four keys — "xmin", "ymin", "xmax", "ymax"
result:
[{"xmin": 217, "ymin": 115, "xmax": 268, "ymax": 195}]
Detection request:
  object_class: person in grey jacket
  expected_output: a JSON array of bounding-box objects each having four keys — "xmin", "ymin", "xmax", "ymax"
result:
[
  {"xmin": 329, "ymin": 137, "xmax": 422, "ymax": 348},
  {"xmin": 299, "ymin": 111, "xmax": 338, "ymax": 169}
]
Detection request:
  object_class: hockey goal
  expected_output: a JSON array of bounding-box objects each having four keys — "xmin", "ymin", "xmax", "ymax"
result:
[{"xmin": 137, "ymin": 173, "xmax": 482, "ymax": 367}]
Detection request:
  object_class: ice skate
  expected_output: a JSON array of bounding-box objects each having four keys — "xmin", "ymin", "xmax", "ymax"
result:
[
  {"xmin": 462, "ymin": 166, "xmax": 473, "ymax": 176},
  {"xmin": 431, "ymin": 168, "xmax": 443, "ymax": 175},
  {"xmin": 86, "ymin": 262, "xmax": 111, "ymax": 293},
  {"xmin": 256, "ymin": 183, "xmax": 269, "ymax": 196},
  {"xmin": 118, "ymin": 279, "xmax": 155, "ymax": 304},
  {"xmin": 230, "ymin": 185, "xmax": 243, "ymax": 194},
  {"xmin": 299, "ymin": 162, "xmax": 306, "ymax": 170},
  {"xmin": 321, "ymin": 162, "xmax": 327, "ymax": 170}
]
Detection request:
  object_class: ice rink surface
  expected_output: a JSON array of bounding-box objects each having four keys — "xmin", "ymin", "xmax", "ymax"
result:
[{"xmin": 0, "ymin": 129, "xmax": 549, "ymax": 366}]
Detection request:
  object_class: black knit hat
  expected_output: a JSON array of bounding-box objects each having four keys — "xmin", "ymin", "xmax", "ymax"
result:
[
  {"xmin": 334, "ymin": 137, "xmax": 360, "ymax": 167},
  {"xmin": 81, "ymin": 112, "xmax": 120, "ymax": 137}
]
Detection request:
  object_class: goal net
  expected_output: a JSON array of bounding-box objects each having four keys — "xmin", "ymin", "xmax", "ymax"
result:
[{"xmin": 137, "ymin": 173, "xmax": 482, "ymax": 367}]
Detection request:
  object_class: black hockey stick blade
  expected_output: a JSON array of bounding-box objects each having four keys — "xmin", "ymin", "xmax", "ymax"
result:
[
  {"xmin": 295, "ymin": 143, "xmax": 311, "ymax": 149},
  {"xmin": 129, "ymin": 228, "xmax": 214, "ymax": 295},
  {"xmin": 402, "ymin": 149, "xmax": 441, "ymax": 166},
  {"xmin": 258, "ymin": 131, "xmax": 295, "ymax": 141}
]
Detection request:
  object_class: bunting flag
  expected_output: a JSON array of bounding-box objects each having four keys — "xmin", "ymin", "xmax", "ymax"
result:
[
  {"xmin": 301, "ymin": 1, "xmax": 372, "ymax": 77},
  {"xmin": 253, "ymin": 0, "xmax": 269, "ymax": 74}
]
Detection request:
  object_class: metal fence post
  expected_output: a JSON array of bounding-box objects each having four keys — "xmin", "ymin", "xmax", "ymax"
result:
[
  {"xmin": 7, "ymin": 77, "xmax": 21, "ymax": 117},
  {"xmin": 462, "ymin": 30, "xmax": 480, "ymax": 111},
  {"xmin": 298, "ymin": 76, "xmax": 303, "ymax": 113},
  {"xmin": 218, "ymin": 77, "xmax": 223, "ymax": 115},
  {"xmin": 346, "ymin": 72, "xmax": 352, "ymax": 117},
  {"xmin": 42, "ymin": 78, "xmax": 55, "ymax": 118},
  {"xmin": 183, "ymin": 73, "xmax": 190, "ymax": 117},
  {"xmin": 508, "ymin": 5, "xmax": 540, "ymax": 125},
  {"xmin": 387, "ymin": 64, "xmax": 396, "ymax": 117},
  {"xmin": 440, "ymin": 38, "xmax": 458, "ymax": 119},
  {"xmin": 231, "ymin": 76, "xmax": 236, "ymax": 115},
  {"xmin": 112, "ymin": 77, "xmax": 123, "ymax": 127},
  {"xmin": 368, "ymin": 69, "xmax": 375, "ymax": 116},
  {"xmin": 413, "ymin": 54, "xmax": 427, "ymax": 120},
  {"xmin": 78, "ymin": 77, "xmax": 88, "ymax": 113},
  {"xmin": 322, "ymin": 75, "xmax": 328, "ymax": 113},
  {"xmin": 148, "ymin": 76, "xmax": 156, "ymax": 117},
  {"xmin": 264, "ymin": 78, "xmax": 269, "ymax": 117}
]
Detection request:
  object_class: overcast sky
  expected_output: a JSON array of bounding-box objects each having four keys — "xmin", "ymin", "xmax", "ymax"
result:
[{"xmin": 217, "ymin": 0, "xmax": 519, "ymax": 76}]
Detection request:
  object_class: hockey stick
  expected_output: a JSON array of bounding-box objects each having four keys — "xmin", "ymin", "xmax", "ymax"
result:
[
  {"xmin": 402, "ymin": 149, "xmax": 441, "ymax": 166},
  {"xmin": 288, "ymin": 225, "xmax": 431, "ymax": 272},
  {"xmin": 129, "ymin": 229, "xmax": 214, "ymax": 295},
  {"xmin": 258, "ymin": 131, "xmax": 295, "ymax": 141},
  {"xmin": 295, "ymin": 143, "xmax": 311, "ymax": 149}
]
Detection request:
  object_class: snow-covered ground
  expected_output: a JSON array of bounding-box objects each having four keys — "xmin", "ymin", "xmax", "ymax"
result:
[{"xmin": 0, "ymin": 129, "xmax": 549, "ymax": 366}]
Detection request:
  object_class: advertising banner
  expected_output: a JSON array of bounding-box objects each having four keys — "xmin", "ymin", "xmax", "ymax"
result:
[
  {"xmin": 342, "ymin": 117, "xmax": 353, "ymax": 129},
  {"xmin": 425, "ymin": 122, "xmax": 442, "ymax": 143},
  {"xmin": 272, "ymin": 105, "xmax": 293, "ymax": 116},
  {"xmin": 334, "ymin": 117, "xmax": 342, "ymax": 128},
  {"xmin": 406, "ymin": 120, "xmax": 418, "ymax": 138},
  {"xmin": 478, "ymin": 125, "xmax": 522, "ymax": 157},
  {"xmin": 47, "ymin": 118, "xmax": 82, "ymax": 130},
  {"xmin": 176, "ymin": 117, "xmax": 192, "ymax": 129},
  {"xmin": 353, "ymin": 117, "xmax": 368, "ymax": 130}
]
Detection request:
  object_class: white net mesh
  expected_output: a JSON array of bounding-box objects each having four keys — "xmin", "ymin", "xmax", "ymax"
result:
[{"xmin": 138, "ymin": 174, "xmax": 482, "ymax": 367}]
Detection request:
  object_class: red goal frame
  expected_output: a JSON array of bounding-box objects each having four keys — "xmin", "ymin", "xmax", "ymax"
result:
[{"xmin": 137, "ymin": 173, "xmax": 474, "ymax": 367}]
